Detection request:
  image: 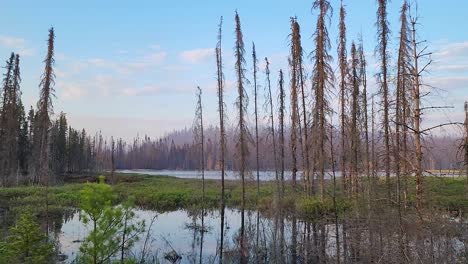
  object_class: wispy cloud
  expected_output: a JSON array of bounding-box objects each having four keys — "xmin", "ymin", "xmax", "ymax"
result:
[
  {"xmin": 87, "ymin": 51, "xmax": 167, "ymax": 74},
  {"xmin": 59, "ymin": 81, "xmax": 88, "ymax": 100},
  {"xmin": 0, "ymin": 35, "xmax": 25, "ymax": 47},
  {"xmin": 0, "ymin": 35, "xmax": 36, "ymax": 56},
  {"xmin": 180, "ymin": 48, "xmax": 213, "ymax": 64},
  {"xmin": 121, "ymin": 85, "xmax": 161, "ymax": 96},
  {"xmin": 433, "ymin": 41, "xmax": 468, "ymax": 58}
]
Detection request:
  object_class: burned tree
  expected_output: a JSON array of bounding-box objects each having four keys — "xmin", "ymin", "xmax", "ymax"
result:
[
  {"xmin": 376, "ymin": 0, "xmax": 392, "ymax": 198},
  {"xmin": 311, "ymin": 0, "xmax": 334, "ymax": 199},
  {"xmin": 33, "ymin": 27, "xmax": 56, "ymax": 185},
  {"xmin": 264, "ymin": 58, "xmax": 279, "ymax": 197},
  {"xmin": 349, "ymin": 42, "xmax": 361, "ymax": 195},
  {"xmin": 215, "ymin": 16, "xmax": 227, "ymax": 263},
  {"xmin": 234, "ymin": 11, "xmax": 249, "ymax": 263},
  {"xmin": 288, "ymin": 18, "xmax": 300, "ymax": 189},
  {"xmin": 278, "ymin": 69, "xmax": 286, "ymax": 198},
  {"xmin": 338, "ymin": 0, "xmax": 349, "ymax": 193},
  {"xmin": 395, "ymin": 0, "xmax": 412, "ymax": 208},
  {"xmin": 252, "ymin": 43, "xmax": 261, "ymax": 195},
  {"xmin": 290, "ymin": 18, "xmax": 311, "ymax": 194}
]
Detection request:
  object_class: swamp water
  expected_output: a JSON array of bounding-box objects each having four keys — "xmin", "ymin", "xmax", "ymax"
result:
[{"xmin": 55, "ymin": 207, "xmax": 468, "ymax": 263}]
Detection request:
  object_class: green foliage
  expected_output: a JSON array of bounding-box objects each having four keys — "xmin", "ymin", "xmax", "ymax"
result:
[
  {"xmin": 296, "ymin": 197, "xmax": 350, "ymax": 220},
  {"xmin": 77, "ymin": 180, "xmax": 145, "ymax": 263},
  {"xmin": 0, "ymin": 212, "xmax": 53, "ymax": 264}
]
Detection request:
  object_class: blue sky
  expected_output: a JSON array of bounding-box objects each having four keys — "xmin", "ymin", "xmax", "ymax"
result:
[{"xmin": 0, "ymin": 0, "xmax": 467, "ymax": 140}]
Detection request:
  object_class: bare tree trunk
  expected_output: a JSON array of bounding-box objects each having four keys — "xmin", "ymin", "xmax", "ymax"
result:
[
  {"xmin": 194, "ymin": 85, "xmax": 205, "ymax": 264},
  {"xmin": 234, "ymin": 12, "xmax": 249, "ymax": 263},
  {"xmin": 252, "ymin": 43, "xmax": 261, "ymax": 197},
  {"xmin": 111, "ymin": 137, "xmax": 115, "ymax": 184},
  {"xmin": 465, "ymin": 101, "xmax": 468, "ymax": 184},
  {"xmin": 265, "ymin": 58, "xmax": 279, "ymax": 198},
  {"xmin": 377, "ymin": 0, "xmax": 392, "ymax": 200},
  {"xmin": 215, "ymin": 16, "xmax": 226, "ymax": 264},
  {"xmin": 311, "ymin": 0, "xmax": 334, "ymax": 200},
  {"xmin": 329, "ymin": 121, "xmax": 341, "ymax": 264},
  {"xmin": 350, "ymin": 43, "xmax": 360, "ymax": 197},
  {"xmin": 278, "ymin": 70, "xmax": 286, "ymax": 199},
  {"xmin": 411, "ymin": 17, "xmax": 423, "ymax": 211},
  {"xmin": 291, "ymin": 19, "xmax": 311, "ymax": 195},
  {"xmin": 289, "ymin": 18, "xmax": 300, "ymax": 189},
  {"xmin": 338, "ymin": 2, "xmax": 348, "ymax": 195}
]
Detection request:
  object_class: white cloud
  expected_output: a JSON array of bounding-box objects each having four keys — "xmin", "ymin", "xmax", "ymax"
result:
[
  {"xmin": 425, "ymin": 76, "xmax": 468, "ymax": 90},
  {"xmin": 434, "ymin": 41, "xmax": 468, "ymax": 58},
  {"xmin": 87, "ymin": 50, "xmax": 166, "ymax": 75},
  {"xmin": 180, "ymin": 48, "xmax": 213, "ymax": 64},
  {"xmin": 121, "ymin": 85, "xmax": 160, "ymax": 96},
  {"xmin": 62, "ymin": 84, "xmax": 88, "ymax": 100},
  {"xmin": 144, "ymin": 51, "xmax": 166, "ymax": 63},
  {"xmin": 0, "ymin": 35, "xmax": 25, "ymax": 47},
  {"xmin": 0, "ymin": 35, "xmax": 36, "ymax": 57}
]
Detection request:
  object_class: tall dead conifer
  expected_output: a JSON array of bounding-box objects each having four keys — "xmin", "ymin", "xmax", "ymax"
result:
[
  {"xmin": 376, "ymin": 0, "xmax": 392, "ymax": 199},
  {"xmin": 234, "ymin": 11, "xmax": 249, "ymax": 263},
  {"xmin": 215, "ymin": 16, "xmax": 226, "ymax": 263},
  {"xmin": 338, "ymin": 1, "xmax": 349, "ymax": 194},
  {"xmin": 311, "ymin": 0, "xmax": 334, "ymax": 199}
]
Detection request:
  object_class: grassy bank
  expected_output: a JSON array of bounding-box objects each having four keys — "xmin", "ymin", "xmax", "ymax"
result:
[{"xmin": 0, "ymin": 173, "xmax": 466, "ymax": 220}]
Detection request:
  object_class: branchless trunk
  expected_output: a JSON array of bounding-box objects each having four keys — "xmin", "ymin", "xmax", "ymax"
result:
[
  {"xmin": 350, "ymin": 42, "xmax": 360, "ymax": 196},
  {"xmin": 411, "ymin": 17, "xmax": 423, "ymax": 211},
  {"xmin": 252, "ymin": 43, "xmax": 260, "ymax": 196},
  {"xmin": 265, "ymin": 58, "xmax": 279, "ymax": 197},
  {"xmin": 464, "ymin": 101, "xmax": 468, "ymax": 198},
  {"xmin": 278, "ymin": 69, "xmax": 286, "ymax": 199},
  {"xmin": 329, "ymin": 121, "xmax": 340, "ymax": 264},
  {"xmin": 465, "ymin": 101, "xmax": 468, "ymax": 183}
]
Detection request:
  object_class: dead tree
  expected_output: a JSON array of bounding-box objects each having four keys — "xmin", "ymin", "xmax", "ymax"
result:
[
  {"xmin": 376, "ymin": 0, "xmax": 392, "ymax": 199},
  {"xmin": 358, "ymin": 38, "xmax": 371, "ymax": 191},
  {"xmin": 234, "ymin": 11, "xmax": 249, "ymax": 263},
  {"xmin": 265, "ymin": 57, "xmax": 279, "ymax": 195},
  {"xmin": 111, "ymin": 137, "xmax": 115, "ymax": 184},
  {"xmin": 409, "ymin": 11, "xmax": 431, "ymax": 211},
  {"xmin": 193, "ymin": 86, "xmax": 205, "ymax": 264},
  {"xmin": 252, "ymin": 43, "xmax": 260, "ymax": 195},
  {"xmin": 464, "ymin": 102, "xmax": 468, "ymax": 186},
  {"xmin": 311, "ymin": 0, "xmax": 334, "ymax": 199},
  {"xmin": 395, "ymin": 0, "xmax": 412, "ymax": 209},
  {"xmin": 350, "ymin": 42, "xmax": 361, "ymax": 196},
  {"xmin": 278, "ymin": 69, "xmax": 286, "ymax": 199},
  {"xmin": 288, "ymin": 17, "xmax": 300, "ymax": 189},
  {"xmin": 338, "ymin": 0, "xmax": 349, "ymax": 194},
  {"xmin": 194, "ymin": 86, "xmax": 205, "ymax": 199},
  {"xmin": 215, "ymin": 16, "xmax": 227, "ymax": 264},
  {"xmin": 290, "ymin": 18, "xmax": 311, "ymax": 194}
]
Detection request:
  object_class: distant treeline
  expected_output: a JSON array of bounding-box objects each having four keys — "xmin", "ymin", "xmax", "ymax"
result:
[{"xmin": 110, "ymin": 126, "xmax": 462, "ymax": 172}]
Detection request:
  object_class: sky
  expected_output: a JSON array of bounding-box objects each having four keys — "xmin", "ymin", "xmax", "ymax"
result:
[{"xmin": 0, "ymin": 0, "xmax": 467, "ymax": 141}]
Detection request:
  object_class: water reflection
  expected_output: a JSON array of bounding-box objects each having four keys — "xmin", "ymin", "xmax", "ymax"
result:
[{"xmin": 56, "ymin": 208, "xmax": 467, "ymax": 263}]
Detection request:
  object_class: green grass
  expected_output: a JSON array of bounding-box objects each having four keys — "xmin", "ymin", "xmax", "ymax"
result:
[{"xmin": 0, "ymin": 173, "xmax": 466, "ymax": 220}]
